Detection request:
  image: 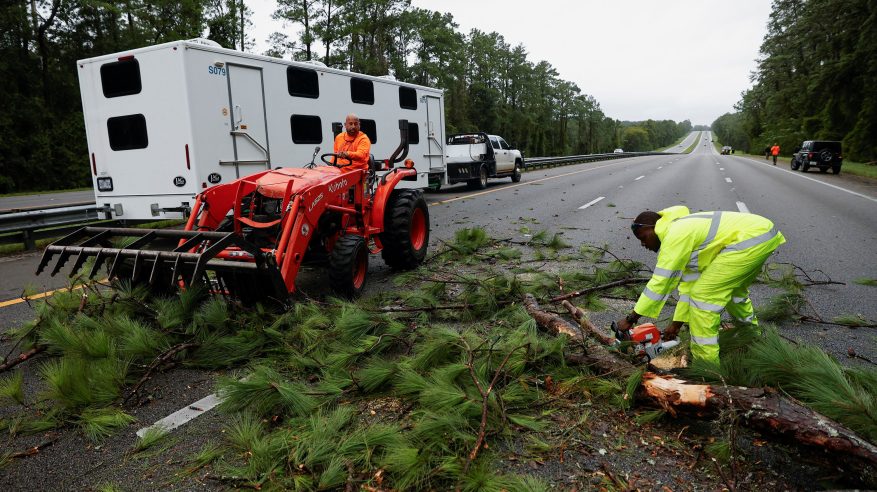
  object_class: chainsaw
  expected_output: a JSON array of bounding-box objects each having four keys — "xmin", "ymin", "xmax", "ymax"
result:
[{"xmin": 610, "ymin": 321, "xmax": 679, "ymax": 362}]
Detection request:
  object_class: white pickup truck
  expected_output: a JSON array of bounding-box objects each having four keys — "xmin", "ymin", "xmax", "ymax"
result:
[{"xmin": 445, "ymin": 133, "xmax": 523, "ymax": 189}]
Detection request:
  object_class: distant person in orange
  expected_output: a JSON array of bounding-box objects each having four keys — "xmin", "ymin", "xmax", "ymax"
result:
[
  {"xmin": 333, "ymin": 113, "xmax": 371, "ymax": 173},
  {"xmin": 770, "ymin": 143, "xmax": 780, "ymax": 165}
]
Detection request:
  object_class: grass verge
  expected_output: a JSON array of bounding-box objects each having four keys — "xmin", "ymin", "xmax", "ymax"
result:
[{"xmin": 683, "ymin": 131, "xmax": 702, "ymax": 154}]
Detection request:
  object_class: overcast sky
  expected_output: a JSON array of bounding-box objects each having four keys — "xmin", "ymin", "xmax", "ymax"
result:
[{"xmin": 246, "ymin": 0, "xmax": 773, "ymax": 125}]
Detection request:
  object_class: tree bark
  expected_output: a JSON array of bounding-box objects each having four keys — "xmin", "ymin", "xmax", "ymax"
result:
[{"xmin": 523, "ymin": 294, "xmax": 877, "ymax": 469}]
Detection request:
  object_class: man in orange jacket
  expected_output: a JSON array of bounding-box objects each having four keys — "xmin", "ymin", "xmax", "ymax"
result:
[
  {"xmin": 333, "ymin": 114, "xmax": 371, "ymax": 173},
  {"xmin": 770, "ymin": 143, "xmax": 780, "ymax": 165}
]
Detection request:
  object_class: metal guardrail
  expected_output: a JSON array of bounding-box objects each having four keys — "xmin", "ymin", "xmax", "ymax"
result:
[
  {"xmin": 524, "ymin": 151, "xmax": 667, "ymax": 169},
  {"xmin": 0, "ymin": 204, "xmax": 112, "ymax": 250}
]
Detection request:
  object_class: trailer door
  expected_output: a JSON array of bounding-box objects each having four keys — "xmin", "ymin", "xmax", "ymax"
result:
[
  {"xmin": 224, "ymin": 63, "xmax": 270, "ymax": 178},
  {"xmin": 424, "ymin": 95, "xmax": 444, "ymax": 173}
]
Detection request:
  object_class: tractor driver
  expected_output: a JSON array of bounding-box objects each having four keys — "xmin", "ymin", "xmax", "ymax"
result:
[{"xmin": 333, "ymin": 113, "xmax": 371, "ymax": 173}]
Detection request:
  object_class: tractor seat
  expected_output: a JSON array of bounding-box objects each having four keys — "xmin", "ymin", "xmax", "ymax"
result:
[{"xmin": 369, "ymin": 154, "xmax": 380, "ymax": 173}]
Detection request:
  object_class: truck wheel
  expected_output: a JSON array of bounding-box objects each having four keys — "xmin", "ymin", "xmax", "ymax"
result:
[
  {"xmin": 329, "ymin": 235, "xmax": 368, "ymax": 298},
  {"xmin": 791, "ymin": 158, "xmax": 800, "ymax": 170},
  {"xmin": 802, "ymin": 161, "xmax": 810, "ymax": 172},
  {"xmin": 468, "ymin": 164, "xmax": 488, "ymax": 190},
  {"xmin": 819, "ymin": 167, "xmax": 828, "ymax": 173},
  {"xmin": 832, "ymin": 165, "xmax": 841, "ymax": 175},
  {"xmin": 511, "ymin": 160, "xmax": 523, "ymax": 183},
  {"xmin": 380, "ymin": 190, "xmax": 429, "ymax": 270}
]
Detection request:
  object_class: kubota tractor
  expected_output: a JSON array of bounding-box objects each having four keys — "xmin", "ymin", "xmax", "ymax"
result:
[{"xmin": 36, "ymin": 120, "xmax": 429, "ymax": 304}]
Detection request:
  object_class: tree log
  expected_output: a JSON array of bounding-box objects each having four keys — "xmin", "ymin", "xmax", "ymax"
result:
[{"xmin": 523, "ymin": 294, "xmax": 877, "ymax": 469}]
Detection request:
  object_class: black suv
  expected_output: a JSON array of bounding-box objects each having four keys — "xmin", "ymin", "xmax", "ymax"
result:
[{"xmin": 791, "ymin": 141, "xmax": 843, "ymax": 174}]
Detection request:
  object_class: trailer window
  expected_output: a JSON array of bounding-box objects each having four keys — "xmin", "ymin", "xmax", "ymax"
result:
[
  {"xmin": 399, "ymin": 87, "xmax": 417, "ymax": 109},
  {"xmin": 360, "ymin": 119, "xmax": 377, "ymax": 143},
  {"xmin": 350, "ymin": 78, "xmax": 374, "ymax": 104},
  {"xmin": 290, "ymin": 115, "xmax": 323, "ymax": 144},
  {"xmin": 100, "ymin": 59, "xmax": 142, "ymax": 98},
  {"xmin": 408, "ymin": 123, "xmax": 420, "ymax": 144},
  {"xmin": 107, "ymin": 114, "xmax": 148, "ymax": 150},
  {"xmin": 287, "ymin": 67, "xmax": 319, "ymax": 98}
]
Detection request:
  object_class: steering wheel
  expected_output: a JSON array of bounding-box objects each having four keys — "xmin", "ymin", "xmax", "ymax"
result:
[{"xmin": 320, "ymin": 153, "xmax": 354, "ymax": 167}]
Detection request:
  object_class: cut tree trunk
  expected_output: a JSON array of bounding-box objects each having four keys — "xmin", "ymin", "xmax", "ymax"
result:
[{"xmin": 522, "ymin": 294, "xmax": 877, "ymax": 469}]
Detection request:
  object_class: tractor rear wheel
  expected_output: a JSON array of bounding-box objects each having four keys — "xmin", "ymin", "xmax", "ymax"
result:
[
  {"xmin": 329, "ymin": 235, "xmax": 369, "ymax": 298},
  {"xmin": 380, "ymin": 189, "xmax": 429, "ymax": 270}
]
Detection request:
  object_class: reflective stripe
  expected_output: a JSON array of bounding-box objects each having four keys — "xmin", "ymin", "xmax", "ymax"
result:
[
  {"xmin": 722, "ymin": 228, "xmax": 779, "ymax": 253},
  {"xmin": 734, "ymin": 314, "xmax": 755, "ymax": 323},
  {"xmin": 732, "ymin": 296, "xmax": 748, "ymax": 304},
  {"xmin": 673, "ymin": 213, "xmax": 714, "ymax": 222},
  {"xmin": 682, "ymin": 272, "xmax": 700, "ymax": 282},
  {"xmin": 642, "ymin": 287, "xmax": 670, "ymax": 302},
  {"xmin": 691, "ymin": 335, "xmax": 719, "ymax": 345},
  {"xmin": 687, "ymin": 212, "xmax": 723, "ymax": 270},
  {"xmin": 653, "ymin": 267, "xmax": 682, "ymax": 279},
  {"xmin": 690, "ymin": 297, "xmax": 725, "ymax": 312},
  {"xmin": 678, "ymin": 294, "xmax": 690, "ymax": 303}
]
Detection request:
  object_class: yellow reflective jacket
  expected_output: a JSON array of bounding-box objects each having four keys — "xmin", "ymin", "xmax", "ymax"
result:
[{"xmin": 633, "ymin": 205, "xmax": 786, "ymax": 318}]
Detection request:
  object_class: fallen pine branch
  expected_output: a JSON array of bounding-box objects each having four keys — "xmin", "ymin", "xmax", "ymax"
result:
[
  {"xmin": 124, "ymin": 342, "xmax": 200, "ymax": 404},
  {"xmin": 522, "ymin": 294, "xmax": 877, "ymax": 471},
  {"xmin": 549, "ymin": 277, "xmax": 648, "ymax": 303},
  {"xmin": 0, "ymin": 345, "xmax": 47, "ymax": 373},
  {"xmin": 8, "ymin": 435, "xmax": 59, "ymax": 459}
]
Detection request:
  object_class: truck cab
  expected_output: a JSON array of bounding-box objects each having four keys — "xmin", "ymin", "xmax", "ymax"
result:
[{"xmin": 445, "ymin": 132, "xmax": 523, "ymax": 189}]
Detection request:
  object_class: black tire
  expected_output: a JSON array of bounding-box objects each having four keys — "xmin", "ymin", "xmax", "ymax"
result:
[
  {"xmin": 511, "ymin": 160, "xmax": 523, "ymax": 183},
  {"xmin": 832, "ymin": 165, "xmax": 841, "ymax": 175},
  {"xmin": 819, "ymin": 167, "xmax": 828, "ymax": 173},
  {"xmin": 329, "ymin": 235, "xmax": 368, "ymax": 298},
  {"xmin": 802, "ymin": 160, "xmax": 810, "ymax": 172},
  {"xmin": 380, "ymin": 189, "xmax": 430, "ymax": 270},
  {"xmin": 468, "ymin": 164, "xmax": 488, "ymax": 190},
  {"xmin": 791, "ymin": 158, "xmax": 800, "ymax": 171}
]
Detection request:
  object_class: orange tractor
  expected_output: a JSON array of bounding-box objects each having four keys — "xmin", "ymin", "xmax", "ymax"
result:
[{"xmin": 36, "ymin": 121, "xmax": 429, "ymax": 303}]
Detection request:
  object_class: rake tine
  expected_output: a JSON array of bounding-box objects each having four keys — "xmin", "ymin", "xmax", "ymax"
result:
[
  {"xmin": 131, "ymin": 250, "xmax": 143, "ymax": 280},
  {"xmin": 69, "ymin": 249, "xmax": 90, "ymax": 277},
  {"xmin": 170, "ymin": 254, "xmax": 183, "ymax": 287},
  {"xmin": 50, "ymin": 247, "xmax": 73, "ymax": 277},
  {"xmin": 148, "ymin": 252, "xmax": 164, "ymax": 285},
  {"xmin": 88, "ymin": 250, "xmax": 107, "ymax": 279},
  {"xmin": 108, "ymin": 249, "xmax": 125, "ymax": 280},
  {"xmin": 35, "ymin": 249, "xmax": 55, "ymax": 276}
]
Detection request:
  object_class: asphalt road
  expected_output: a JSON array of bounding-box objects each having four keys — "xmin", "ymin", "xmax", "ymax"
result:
[
  {"xmin": 0, "ymin": 190, "xmax": 95, "ymax": 212},
  {"xmin": 2, "ymin": 131, "xmax": 876, "ymax": 488}
]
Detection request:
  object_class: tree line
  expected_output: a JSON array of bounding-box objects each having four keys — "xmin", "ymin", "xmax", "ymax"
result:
[
  {"xmin": 712, "ymin": 0, "xmax": 877, "ymax": 162},
  {"xmin": 0, "ymin": 0, "xmax": 691, "ymax": 193}
]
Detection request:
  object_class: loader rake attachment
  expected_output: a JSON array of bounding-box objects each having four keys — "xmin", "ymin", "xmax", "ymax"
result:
[{"xmin": 36, "ymin": 227, "xmax": 289, "ymax": 303}]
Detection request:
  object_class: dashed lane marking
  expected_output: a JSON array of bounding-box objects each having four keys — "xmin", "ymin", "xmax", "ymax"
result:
[
  {"xmin": 658, "ymin": 166, "xmax": 663, "ymax": 169},
  {"xmin": 578, "ymin": 196, "xmax": 605, "ymax": 210},
  {"xmin": 136, "ymin": 393, "xmax": 222, "ymax": 438},
  {"xmin": 634, "ymin": 175, "xmax": 645, "ymax": 181},
  {"xmin": 725, "ymin": 177, "xmax": 733, "ymax": 183},
  {"xmin": 719, "ymin": 168, "xmax": 724, "ymax": 171},
  {"xmin": 736, "ymin": 201, "xmax": 750, "ymax": 213}
]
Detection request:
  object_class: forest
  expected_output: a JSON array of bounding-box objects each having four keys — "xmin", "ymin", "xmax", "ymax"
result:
[
  {"xmin": 711, "ymin": 0, "xmax": 877, "ymax": 162},
  {"xmin": 0, "ymin": 0, "xmax": 689, "ymax": 193}
]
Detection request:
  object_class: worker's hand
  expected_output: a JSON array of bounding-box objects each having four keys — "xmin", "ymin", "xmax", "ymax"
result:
[
  {"xmin": 663, "ymin": 321, "xmax": 684, "ymax": 340},
  {"xmin": 338, "ymin": 151, "xmax": 348, "ymax": 159},
  {"xmin": 615, "ymin": 317, "xmax": 632, "ymax": 334}
]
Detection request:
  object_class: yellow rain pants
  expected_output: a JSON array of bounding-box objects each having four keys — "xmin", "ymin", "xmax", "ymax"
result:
[{"xmin": 633, "ymin": 206, "xmax": 786, "ymax": 366}]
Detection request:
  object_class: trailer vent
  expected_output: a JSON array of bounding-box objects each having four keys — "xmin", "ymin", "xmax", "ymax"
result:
[
  {"xmin": 399, "ymin": 87, "xmax": 417, "ymax": 110},
  {"xmin": 290, "ymin": 115, "xmax": 323, "ymax": 144},
  {"xmin": 408, "ymin": 123, "xmax": 420, "ymax": 144},
  {"xmin": 350, "ymin": 77, "xmax": 374, "ymax": 105},
  {"xmin": 100, "ymin": 58, "xmax": 142, "ymax": 98},
  {"xmin": 287, "ymin": 67, "xmax": 319, "ymax": 98},
  {"xmin": 107, "ymin": 114, "xmax": 148, "ymax": 151}
]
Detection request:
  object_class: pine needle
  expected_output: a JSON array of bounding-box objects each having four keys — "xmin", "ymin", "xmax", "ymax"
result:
[
  {"xmin": 78, "ymin": 407, "xmax": 135, "ymax": 442},
  {"xmin": 0, "ymin": 373, "xmax": 25, "ymax": 405},
  {"xmin": 853, "ymin": 278, "xmax": 877, "ymax": 287}
]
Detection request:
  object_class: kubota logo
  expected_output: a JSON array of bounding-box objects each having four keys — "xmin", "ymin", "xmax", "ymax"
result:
[
  {"xmin": 309, "ymin": 193, "xmax": 324, "ymax": 211},
  {"xmin": 328, "ymin": 179, "xmax": 348, "ymax": 193}
]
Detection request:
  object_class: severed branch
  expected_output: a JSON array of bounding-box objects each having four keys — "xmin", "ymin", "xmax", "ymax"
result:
[
  {"xmin": 523, "ymin": 294, "xmax": 877, "ymax": 470},
  {"xmin": 7, "ymin": 435, "xmax": 59, "ymax": 459},
  {"xmin": 124, "ymin": 342, "xmax": 200, "ymax": 404},
  {"xmin": 549, "ymin": 277, "xmax": 647, "ymax": 303},
  {"xmin": 0, "ymin": 345, "xmax": 47, "ymax": 373}
]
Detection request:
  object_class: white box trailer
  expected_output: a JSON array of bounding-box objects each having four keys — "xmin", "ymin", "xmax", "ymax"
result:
[{"xmin": 77, "ymin": 38, "xmax": 447, "ymax": 220}]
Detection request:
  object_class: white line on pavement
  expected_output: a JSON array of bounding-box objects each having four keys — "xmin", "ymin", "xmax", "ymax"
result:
[
  {"xmin": 658, "ymin": 166, "xmax": 662, "ymax": 169},
  {"xmin": 725, "ymin": 177, "xmax": 733, "ymax": 183},
  {"xmin": 735, "ymin": 156, "xmax": 877, "ymax": 203},
  {"xmin": 136, "ymin": 393, "xmax": 222, "ymax": 438},
  {"xmin": 719, "ymin": 168, "xmax": 724, "ymax": 171},
  {"xmin": 635, "ymin": 175, "xmax": 645, "ymax": 181},
  {"xmin": 578, "ymin": 196, "xmax": 605, "ymax": 210},
  {"xmin": 736, "ymin": 201, "xmax": 750, "ymax": 213}
]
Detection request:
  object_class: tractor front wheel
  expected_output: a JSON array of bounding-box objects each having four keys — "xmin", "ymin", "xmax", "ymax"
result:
[
  {"xmin": 380, "ymin": 190, "xmax": 429, "ymax": 270},
  {"xmin": 329, "ymin": 235, "xmax": 369, "ymax": 298}
]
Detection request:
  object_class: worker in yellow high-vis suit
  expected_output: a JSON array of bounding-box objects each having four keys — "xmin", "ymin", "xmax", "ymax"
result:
[{"xmin": 614, "ymin": 205, "xmax": 785, "ymax": 367}]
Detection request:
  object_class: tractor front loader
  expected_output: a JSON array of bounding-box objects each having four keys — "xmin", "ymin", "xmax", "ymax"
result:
[{"xmin": 36, "ymin": 120, "xmax": 430, "ymax": 304}]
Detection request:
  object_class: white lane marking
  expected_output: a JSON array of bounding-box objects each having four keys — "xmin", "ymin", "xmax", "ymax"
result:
[
  {"xmin": 725, "ymin": 177, "xmax": 733, "ymax": 183},
  {"xmin": 735, "ymin": 157, "xmax": 877, "ymax": 203},
  {"xmin": 635, "ymin": 175, "xmax": 645, "ymax": 181},
  {"xmin": 657, "ymin": 166, "xmax": 663, "ymax": 169},
  {"xmin": 736, "ymin": 201, "xmax": 750, "ymax": 213},
  {"xmin": 719, "ymin": 168, "xmax": 724, "ymax": 171},
  {"xmin": 136, "ymin": 393, "xmax": 221, "ymax": 438},
  {"xmin": 578, "ymin": 196, "xmax": 605, "ymax": 210}
]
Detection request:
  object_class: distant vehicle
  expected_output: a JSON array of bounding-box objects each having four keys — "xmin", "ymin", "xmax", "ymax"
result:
[
  {"xmin": 613, "ymin": 148, "xmax": 624, "ymax": 153},
  {"xmin": 445, "ymin": 133, "xmax": 523, "ymax": 189},
  {"xmin": 791, "ymin": 141, "xmax": 842, "ymax": 174},
  {"xmin": 721, "ymin": 146, "xmax": 732, "ymax": 155}
]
